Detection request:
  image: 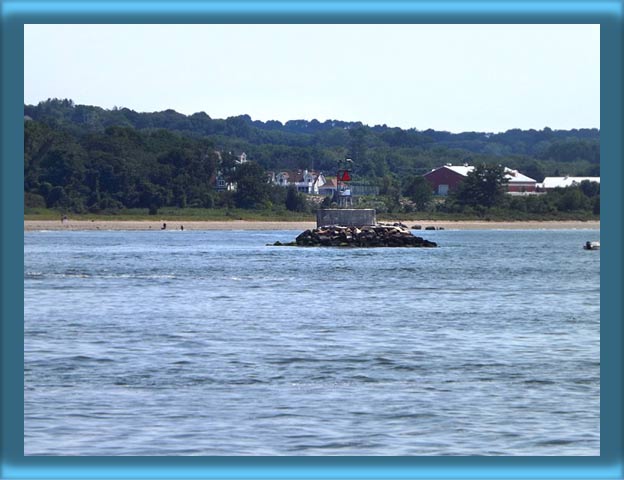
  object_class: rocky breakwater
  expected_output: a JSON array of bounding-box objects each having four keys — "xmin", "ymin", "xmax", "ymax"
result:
[{"xmin": 290, "ymin": 223, "xmax": 437, "ymax": 248}]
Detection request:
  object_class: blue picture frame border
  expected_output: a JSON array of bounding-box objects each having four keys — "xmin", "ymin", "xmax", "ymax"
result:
[{"xmin": 2, "ymin": 1, "xmax": 621, "ymax": 478}]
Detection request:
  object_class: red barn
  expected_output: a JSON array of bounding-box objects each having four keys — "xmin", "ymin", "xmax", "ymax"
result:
[
  {"xmin": 423, "ymin": 164, "xmax": 537, "ymax": 195},
  {"xmin": 423, "ymin": 164, "xmax": 473, "ymax": 196}
]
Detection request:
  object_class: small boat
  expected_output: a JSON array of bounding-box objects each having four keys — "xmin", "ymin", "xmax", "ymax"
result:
[{"xmin": 584, "ymin": 241, "xmax": 600, "ymax": 250}]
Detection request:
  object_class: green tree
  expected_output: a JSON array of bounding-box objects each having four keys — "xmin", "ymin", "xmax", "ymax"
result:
[
  {"xmin": 285, "ymin": 185, "xmax": 308, "ymax": 212},
  {"xmin": 454, "ymin": 164, "xmax": 508, "ymax": 208},
  {"xmin": 592, "ymin": 196, "xmax": 600, "ymax": 215},
  {"xmin": 556, "ymin": 187, "xmax": 588, "ymax": 211},
  {"xmin": 378, "ymin": 174, "xmax": 401, "ymax": 212},
  {"xmin": 579, "ymin": 179, "xmax": 600, "ymax": 198},
  {"xmin": 40, "ymin": 142, "xmax": 86, "ymax": 188},
  {"xmin": 348, "ymin": 126, "xmax": 367, "ymax": 166},
  {"xmin": 233, "ymin": 162, "xmax": 271, "ymax": 209},
  {"xmin": 402, "ymin": 175, "xmax": 433, "ymax": 210},
  {"xmin": 520, "ymin": 160, "xmax": 545, "ymax": 183},
  {"xmin": 45, "ymin": 186, "xmax": 68, "ymax": 208}
]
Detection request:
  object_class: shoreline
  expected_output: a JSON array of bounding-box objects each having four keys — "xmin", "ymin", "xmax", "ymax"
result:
[{"xmin": 24, "ymin": 219, "xmax": 600, "ymax": 231}]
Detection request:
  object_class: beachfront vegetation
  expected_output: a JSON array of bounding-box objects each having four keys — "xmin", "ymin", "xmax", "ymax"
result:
[{"xmin": 24, "ymin": 99, "xmax": 600, "ymax": 220}]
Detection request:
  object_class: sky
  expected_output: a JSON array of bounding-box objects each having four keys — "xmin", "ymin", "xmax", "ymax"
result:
[{"xmin": 24, "ymin": 24, "xmax": 600, "ymax": 133}]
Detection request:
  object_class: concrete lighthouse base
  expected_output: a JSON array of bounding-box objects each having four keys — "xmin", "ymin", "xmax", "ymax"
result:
[{"xmin": 316, "ymin": 209, "xmax": 377, "ymax": 228}]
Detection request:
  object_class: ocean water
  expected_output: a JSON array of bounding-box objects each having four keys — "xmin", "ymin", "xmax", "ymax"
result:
[{"xmin": 24, "ymin": 228, "xmax": 600, "ymax": 456}]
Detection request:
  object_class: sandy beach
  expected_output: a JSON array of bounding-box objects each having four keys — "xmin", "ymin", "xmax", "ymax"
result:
[{"xmin": 24, "ymin": 219, "xmax": 600, "ymax": 231}]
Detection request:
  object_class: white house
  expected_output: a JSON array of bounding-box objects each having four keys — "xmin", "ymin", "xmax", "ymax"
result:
[
  {"xmin": 213, "ymin": 151, "xmax": 248, "ymax": 192},
  {"xmin": 269, "ymin": 170, "xmax": 326, "ymax": 194},
  {"xmin": 214, "ymin": 172, "xmax": 235, "ymax": 191}
]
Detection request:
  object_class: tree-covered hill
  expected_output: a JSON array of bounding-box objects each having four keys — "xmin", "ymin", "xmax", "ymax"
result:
[
  {"xmin": 24, "ymin": 98, "xmax": 600, "ymax": 214},
  {"xmin": 25, "ymin": 99, "xmax": 600, "ymax": 169}
]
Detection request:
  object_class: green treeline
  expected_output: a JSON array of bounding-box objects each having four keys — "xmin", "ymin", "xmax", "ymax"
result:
[{"xmin": 24, "ymin": 99, "xmax": 600, "ymax": 218}]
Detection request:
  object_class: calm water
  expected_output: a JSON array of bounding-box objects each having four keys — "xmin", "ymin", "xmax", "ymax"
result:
[{"xmin": 24, "ymin": 228, "xmax": 600, "ymax": 456}]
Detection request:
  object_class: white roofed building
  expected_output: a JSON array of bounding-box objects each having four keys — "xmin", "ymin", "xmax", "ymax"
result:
[
  {"xmin": 538, "ymin": 176, "xmax": 600, "ymax": 190},
  {"xmin": 504, "ymin": 168, "xmax": 539, "ymax": 193}
]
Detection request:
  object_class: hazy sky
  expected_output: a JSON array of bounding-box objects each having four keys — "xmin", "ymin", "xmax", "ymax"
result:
[{"xmin": 24, "ymin": 24, "xmax": 600, "ymax": 133}]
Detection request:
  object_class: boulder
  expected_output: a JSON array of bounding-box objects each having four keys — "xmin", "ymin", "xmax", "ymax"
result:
[{"xmin": 291, "ymin": 224, "xmax": 437, "ymax": 248}]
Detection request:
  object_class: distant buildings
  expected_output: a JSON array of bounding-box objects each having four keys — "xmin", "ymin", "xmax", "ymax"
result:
[
  {"xmin": 538, "ymin": 176, "xmax": 600, "ymax": 190},
  {"xmin": 318, "ymin": 177, "xmax": 338, "ymax": 196},
  {"xmin": 215, "ymin": 157, "xmax": 598, "ymax": 200},
  {"xmin": 504, "ymin": 168, "xmax": 539, "ymax": 193},
  {"xmin": 423, "ymin": 164, "xmax": 538, "ymax": 195},
  {"xmin": 267, "ymin": 170, "xmax": 327, "ymax": 194}
]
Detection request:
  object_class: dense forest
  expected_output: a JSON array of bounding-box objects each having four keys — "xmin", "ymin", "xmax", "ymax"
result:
[{"xmin": 24, "ymin": 98, "xmax": 600, "ymax": 217}]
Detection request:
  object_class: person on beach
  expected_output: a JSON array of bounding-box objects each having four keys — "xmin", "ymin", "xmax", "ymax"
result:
[
  {"xmin": 161, "ymin": 223, "xmax": 167, "ymax": 230},
  {"xmin": 180, "ymin": 225, "xmax": 184, "ymax": 231}
]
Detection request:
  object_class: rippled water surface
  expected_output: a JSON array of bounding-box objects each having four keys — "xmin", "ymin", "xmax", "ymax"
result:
[{"xmin": 24, "ymin": 228, "xmax": 600, "ymax": 455}]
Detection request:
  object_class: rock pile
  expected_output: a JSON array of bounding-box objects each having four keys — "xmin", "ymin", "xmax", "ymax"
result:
[{"xmin": 290, "ymin": 223, "xmax": 437, "ymax": 248}]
